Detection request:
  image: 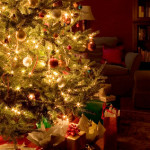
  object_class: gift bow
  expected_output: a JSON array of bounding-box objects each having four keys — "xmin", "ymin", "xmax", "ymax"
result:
[{"xmin": 66, "ymin": 124, "xmax": 80, "ymax": 137}]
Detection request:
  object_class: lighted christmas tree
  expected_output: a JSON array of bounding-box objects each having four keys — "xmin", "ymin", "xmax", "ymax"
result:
[{"xmin": 0, "ymin": 0, "xmax": 104, "ymax": 142}]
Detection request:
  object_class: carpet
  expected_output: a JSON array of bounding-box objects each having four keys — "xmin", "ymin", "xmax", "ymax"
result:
[{"xmin": 117, "ymin": 110, "xmax": 150, "ymax": 150}]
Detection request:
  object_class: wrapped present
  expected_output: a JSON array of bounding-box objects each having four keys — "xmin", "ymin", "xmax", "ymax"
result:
[
  {"xmin": 102, "ymin": 103, "xmax": 120, "ymax": 150},
  {"xmin": 66, "ymin": 131, "xmax": 86, "ymax": 150},
  {"xmin": 27, "ymin": 118, "xmax": 69, "ymax": 149},
  {"xmin": 78, "ymin": 114, "xmax": 106, "ymax": 142}
]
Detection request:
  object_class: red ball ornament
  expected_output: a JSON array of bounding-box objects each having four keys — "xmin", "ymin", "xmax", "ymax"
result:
[
  {"xmin": 39, "ymin": 11, "xmax": 46, "ymax": 18},
  {"xmin": 76, "ymin": 23, "xmax": 80, "ymax": 28},
  {"xmin": 67, "ymin": 45, "xmax": 72, "ymax": 50},
  {"xmin": 50, "ymin": 58, "xmax": 58, "ymax": 68}
]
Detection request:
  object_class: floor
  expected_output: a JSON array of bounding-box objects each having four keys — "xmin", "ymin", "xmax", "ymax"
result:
[
  {"xmin": 95, "ymin": 97, "xmax": 150, "ymax": 150},
  {"xmin": 117, "ymin": 97, "xmax": 150, "ymax": 150}
]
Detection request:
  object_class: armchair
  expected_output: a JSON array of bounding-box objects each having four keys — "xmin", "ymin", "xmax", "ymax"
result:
[{"xmin": 102, "ymin": 52, "xmax": 142, "ymax": 96}]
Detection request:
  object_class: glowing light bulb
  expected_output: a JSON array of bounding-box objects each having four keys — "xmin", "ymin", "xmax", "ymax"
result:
[
  {"xmin": 32, "ymin": 40, "xmax": 36, "ymax": 44},
  {"xmin": 63, "ymin": 115, "xmax": 67, "ymax": 119},
  {"xmin": 2, "ymin": 6, "xmax": 5, "ymax": 10},
  {"xmin": 56, "ymin": 49, "xmax": 59, "ymax": 53},
  {"xmin": 77, "ymin": 102, "xmax": 81, "ymax": 107},
  {"xmin": 16, "ymin": 86, "xmax": 20, "ymax": 91},
  {"xmin": 17, "ymin": 111, "xmax": 21, "ymax": 115},
  {"xmin": 46, "ymin": 14, "xmax": 50, "ymax": 18},
  {"xmin": 28, "ymin": 72, "xmax": 32, "ymax": 76},
  {"xmin": 64, "ymin": 13, "xmax": 68, "ymax": 18},
  {"xmin": 14, "ymin": 57, "xmax": 17, "ymax": 61},
  {"xmin": 48, "ymin": 79, "xmax": 51, "ymax": 83},
  {"xmin": 64, "ymin": 97, "xmax": 68, "ymax": 101},
  {"xmin": 73, "ymin": 36, "xmax": 77, "ymax": 40},
  {"xmin": 7, "ymin": 53, "xmax": 10, "ymax": 55},
  {"xmin": 71, "ymin": 13, "xmax": 74, "ymax": 16},
  {"xmin": 11, "ymin": 71, "xmax": 14, "ymax": 74},
  {"xmin": 35, "ymin": 45, "xmax": 39, "ymax": 48},
  {"xmin": 8, "ymin": 35, "xmax": 11, "ymax": 39},
  {"xmin": 61, "ymin": 92, "xmax": 64, "ymax": 95},
  {"xmin": 26, "ymin": 40, "xmax": 29, "ymax": 43},
  {"xmin": 29, "ymin": 84, "xmax": 32, "ymax": 87},
  {"xmin": 5, "ymin": 106, "xmax": 8, "ymax": 110},
  {"xmin": 40, "ymin": 61, "xmax": 46, "ymax": 67},
  {"xmin": 22, "ymin": 70, "xmax": 25, "ymax": 73},
  {"xmin": 53, "ymin": 71, "xmax": 58, "ymax": 76},
  {"xmin": 68, "ymin": 89, "xmax": 71, "ymax": 92},
  {"xmin": 28, "ymin": 93, "xmax": 35, "ymax": 100},
  {"xmin": 59, "ymin": 84, "xmax": 65, "ymax": 88},
  {"xmin": 15, "ymin": 50, "xmax": 19, "ymax": 54},
  {"xmin": 47, "ymin": 46, "xmax": 50, "ymax": 50},
  {"xmin": 84, "ymin": 65, "xmax": 88, "ymax": 69}
]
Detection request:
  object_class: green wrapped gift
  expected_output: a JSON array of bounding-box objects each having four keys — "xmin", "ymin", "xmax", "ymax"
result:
[{"xmin": 82, "ymin": 100, "xmax": 111, "ymax": 124}]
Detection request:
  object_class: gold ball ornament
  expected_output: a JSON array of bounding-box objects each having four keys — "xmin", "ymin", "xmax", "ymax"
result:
[
  {"xmin": 16, "ymin": 29, "xmax": 26, "ymax": 41},
  {"xmin": 28, "ymin": 0, "xmax": 38, "ymax": 7},
  {"xmin": 52, "ymin": 9, "xmax": 61, "ymax": 18},
  {"xmin": 23, "ymin": 56, "xmax": 32, "ymax": 67}
]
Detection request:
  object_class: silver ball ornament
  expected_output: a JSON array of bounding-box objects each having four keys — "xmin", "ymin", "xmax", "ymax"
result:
[{"xmin": 23, "ymin": 56, "xmax": 32, "ymax": 67}]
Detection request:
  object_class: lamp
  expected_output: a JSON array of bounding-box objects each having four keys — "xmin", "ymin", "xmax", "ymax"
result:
[
  {"xmin": 80, "ymin": 6, "xmax": 95, "ymax": 21},
  {"xmin": 79, "ymin": 6, "xmax": 95, "ymax": 31}
]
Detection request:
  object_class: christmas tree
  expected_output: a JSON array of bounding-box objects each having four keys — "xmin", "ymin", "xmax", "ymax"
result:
[{"xmin": 0, "ymin": 0, "xmax": 104, "ymax": 142}]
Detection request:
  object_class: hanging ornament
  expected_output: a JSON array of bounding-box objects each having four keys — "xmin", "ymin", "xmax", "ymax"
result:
[
  {"xmin": 53, "ymin": 33, "xmax": 58, "ymax": 39},
  {"xmin": 50, "ymin": 57, "xmax": 58, "ymax": 68},
  {"xmin": 28, "ymin": 0, "xmax": 38, "ymax": 7},
  {"xmin": 52, "ymin": 9, "xmax": 61, "ymax": 18},
  {"xmin": 87, "ymin": 40, "xmax": 96, "ymax": 51},
  {"xmin": 39, "ymin": 11, "xmax": 46, "ymax": 18},
  {"xmin": 67, "ymin": 45, "xmax": 72, "ymax": 50},
  {"xmin": 53, "ymin": 0, "xmax": 63, "ymax": 7},
  {"xmin": 73, "ymin": 2, "xmax": 78, "ymax": 9},
  {"xmin": 76, "ymin": 23, "xmax": 80, "ymax": 28},
  {"xmin": 4, "ymin": 38, "xmax": 9, "ymax": 44},
  {"xmin": 16, "ymin": 29, "xmax": 26, "ymax": 42},
  {"xmin": 23, "ymin": 56, "xmax": 32, "ymax": 67}
]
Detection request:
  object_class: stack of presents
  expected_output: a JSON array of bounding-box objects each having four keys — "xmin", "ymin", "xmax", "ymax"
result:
[{"xmin": 0, "ymin": 84, "xmax": 120, "ymax": 150}]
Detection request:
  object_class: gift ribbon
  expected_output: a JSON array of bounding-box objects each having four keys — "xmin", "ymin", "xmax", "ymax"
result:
[
  {"xmin": 101, "ymin": 103, "xmax": 118, "ymax": 120},
  {"xmin": 66, "ymin": 123, "xmax": 80, "ymax": 137}
]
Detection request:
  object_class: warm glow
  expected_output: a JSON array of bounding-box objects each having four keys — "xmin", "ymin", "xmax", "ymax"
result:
[{"xmin": 28, "ymin": 93, "xmax": 35, "ymax": 100}]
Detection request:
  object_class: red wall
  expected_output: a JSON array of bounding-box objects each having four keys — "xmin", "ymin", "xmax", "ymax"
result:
[{"xmin": 82, "ymin": 0, "xmax": 133, "ymax": 51}]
